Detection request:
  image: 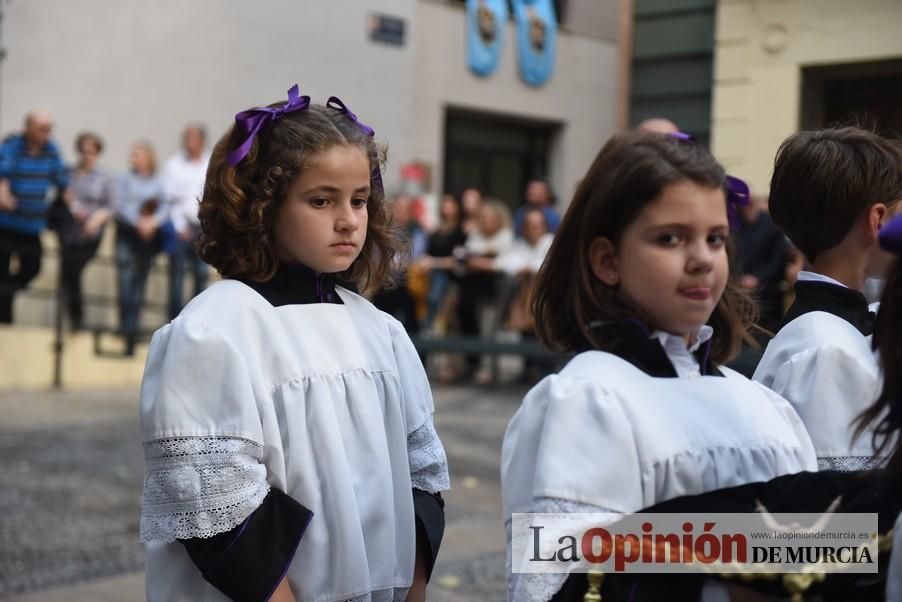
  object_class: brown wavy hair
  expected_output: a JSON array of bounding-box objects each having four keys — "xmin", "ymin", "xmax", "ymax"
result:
[
  {"xmin": 198, "ymin": 101, "xmax": 401, "ymax": 292},
  {"xmin": 855, "ymin": 256, "xmax": 902, "ymax": 473},
  {"xmin": 532, "ymin": 130, "xmax": 757, "ymax": 363}
]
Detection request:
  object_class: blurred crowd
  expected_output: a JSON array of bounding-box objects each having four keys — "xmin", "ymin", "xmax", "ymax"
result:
[
  {"xmin": 373, "ymin": 180, "xmax": 559, "ymax": 383},
  {"xmin": 0, "ymin": 110, "xmax": 827, "ymax": 376},
  {"xmin": 0, "ymin": 111, "xmax": 209, "ymax": 354}
]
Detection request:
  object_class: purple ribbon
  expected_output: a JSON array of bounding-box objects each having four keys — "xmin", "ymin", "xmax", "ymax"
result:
[
  {"xmin": 668, "ymin": 131, "xmax": 694, "ymax": 142},
  {"xmin": 326, "ymin": 96, "xmax": 375, "ymax": 137},
  {"xmin": 227, "ymin": 85, "xmax": 311, "ymax": 167},
  {"xmin": 724, "ymin": 174, "xmax": 750, "ymax": 230},
  {"xmin": 326, "ymin": 96, "xmax": 383, "ymax": 193},
  {"xmin": 226, "ymin": 86, "xmax": 384, "ymax": 193},
  {"xmin": 666, "ymin": 132, "xmax": 750, "ymax": 230},
  {"xmin": 880, "ymin": 214, "xmax": 902, "ymax": 256}
]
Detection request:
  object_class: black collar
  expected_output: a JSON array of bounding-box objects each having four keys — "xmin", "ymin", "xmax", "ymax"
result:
[
  {"xmin": 582, "ymin": 320, "xmax": 723, "ymax": 378},
  {"xmin": 782, "ymin": 280, "xmax": 875, "ymax": 336},
  {"xmin": 235, "ymin": 263, "xmax": 344, "ymax": 307}
]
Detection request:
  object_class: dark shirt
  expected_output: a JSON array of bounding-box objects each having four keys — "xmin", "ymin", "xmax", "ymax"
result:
[
  {"xmin": 552, "ymin": 470, "xmax": 902, "ymax": 602},
  {"xmin": 736, "ymin": 211, "xmax": 787, "ymax": 318},
  {"xmin": 781, "ymin": 280, "xmax": 876, "ymax": 336},
  {"xmin": 583, "ymin": 320, "xmax": 723, "ymax": 378},
  {"xmin": 513, "ymin": 204, "xmax": 560, "ymax": 237},
  {"xmin": 427, "ymin": 226, "xmax": 466, "ymax": 257}
]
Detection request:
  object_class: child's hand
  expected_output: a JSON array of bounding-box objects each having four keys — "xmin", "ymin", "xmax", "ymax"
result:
[
  {"xmin": 269, "ymin": 577, "xmax": 296, "ymax": 602},
  {"xmin": 136, "ymin": 216, "xmax": 158, "ymax": 241},
  {"xmin": 405, "ymin": 552, "xmax": 428, "ymax": 602}
]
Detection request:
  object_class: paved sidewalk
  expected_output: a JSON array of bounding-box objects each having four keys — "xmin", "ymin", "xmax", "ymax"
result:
[
  {"xmin": 4, "ymin": 573, "xmax": 143, "ymax": 602},
  {"xmin": 0, "ymin": 382, "xmax": 524, "ymax": 601}
]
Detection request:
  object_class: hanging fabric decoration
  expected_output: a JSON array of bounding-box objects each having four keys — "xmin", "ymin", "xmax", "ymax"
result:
[
  {"xmin": 512, "ymin": 0, "xmax": 557, "ymax": 87},
  {"xmin": 466, "ymin": 0, "xmax": 509, "ymax": 77}
]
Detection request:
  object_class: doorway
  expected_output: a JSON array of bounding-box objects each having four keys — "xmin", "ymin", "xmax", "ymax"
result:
[
  {"xmin": 443, "ymin": 108, "xmax": 559, "ymax": 210},
  {"xmin": 801, "ymin": 59, "xmax": 902, "ymax": 138}
]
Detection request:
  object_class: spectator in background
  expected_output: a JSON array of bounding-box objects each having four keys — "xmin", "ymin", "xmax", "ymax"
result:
[
  {"xmin": 497, "ymin": 206, "xmax": 553, "ymax": 279},
  {"xmin": 498, "ymin": 207, "xmax": 554, "ymax": 382},
  {"xmin": 455, "ymin": 199, "xmax": 514, "ymax": 380},
  {"xmin": 372, "ymin": 195, "xmax": 425, "ymax": 334},
  {"xmin": 162, "ymin": 123, "xmax": 210, "ymax": 320},
  {"xmin": 460, "ymin": 187, "xmax": 483, "ymax": 235},
  {"xmin": 62, "ymin": 132, "xmax": 115, "ymax": 330},
  {"xmin": 637, "ymin": 117, "xmax": 679, "ymax": 134},
  {"xmin": 394, "ymin": 194, "xmax": 427, "ymax": 258},
  {"xmin": 512, "ymin": 179, "xmax": 560, "ymax": 237},
  {"xmin": 0, "ymin": 111, "xmax": 69, "ymax": 323},
  {"xmin": 418, "ymin": 193, "xmax": 467, "ymax": 331},
  {"xmin": 736, "ymin": 194, "xmax": 788, "ymax": 333},
  {"xmin": 115, "ymin": 141, "xmax": 165, "ymax": 354}
]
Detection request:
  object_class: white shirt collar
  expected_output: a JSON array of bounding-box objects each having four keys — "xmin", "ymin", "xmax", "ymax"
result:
[
  {"xmin": 797, "ymin": 270, "xmax": 848, "ymax": 289},
  {"xmin": 650, "ymin": 324, "xmax": 713, "ymax": 354}
]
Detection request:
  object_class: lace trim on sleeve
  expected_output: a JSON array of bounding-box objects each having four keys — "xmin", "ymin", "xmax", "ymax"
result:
[
  {"xmin": 407, "ymin": 418, "xmax": 450, "ymax": 494},
  {"xmin": 342, "ymin": 587, "xmax": 410, "ymax": 602},
  {"xmin": 140, "ymin": 436, "xmax": 270, "ymax": 543},
  {"xmin": 507, "ymin": 497, "xmax": 621, "ymax": 602},
  {"xmin": 817, "ymin": 455, "xmax": 885, "ymax": 472}
]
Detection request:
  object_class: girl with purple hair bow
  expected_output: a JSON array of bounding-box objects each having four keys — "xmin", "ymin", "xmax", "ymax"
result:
[
  {"xmin": 860, "ymin": 213, "xmax": 902, "ymax": 601},
  {"xmin": 138, "ymin": 86, "xmax": 448, "ymax": 602}
]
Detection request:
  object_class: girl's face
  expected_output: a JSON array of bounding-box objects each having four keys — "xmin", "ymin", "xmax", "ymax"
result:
[
  {"xmin": 590, "ymin": 180, "xmax": 729, "ymax": 339},
  {"xmin": 274, "ymin": 144, "xmax": 371, "ymax": 274}
]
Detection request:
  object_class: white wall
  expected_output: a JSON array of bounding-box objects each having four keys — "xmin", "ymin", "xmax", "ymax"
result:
[
  {"xmin": 2, "ymin": 0, "xmax": 619, "ymax": 205},
  {"xmin": 711, "ymin": 0, "xmax": 902, "ymax": 193},
  {"xmin": 1, "ymin": 0, "xmax": 417, "ymax": 182},
  {"xmin": 1, "ymin": 0, "xmax": 621, "ymax": 329}
]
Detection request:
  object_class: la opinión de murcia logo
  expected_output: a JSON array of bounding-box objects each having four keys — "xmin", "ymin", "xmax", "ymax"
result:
[{"xmin": 511, "ymin": 512, "xmax": 879, "ymax": 575}]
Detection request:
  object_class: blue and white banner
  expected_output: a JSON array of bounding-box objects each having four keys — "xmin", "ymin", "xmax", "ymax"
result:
[
  {"xmin": 512, "ymin": 0, "xmax": 557, "ymax": 86},
  {"xmin": 466, "ymin": 0, "xmax": 509, "ymax": 77}
]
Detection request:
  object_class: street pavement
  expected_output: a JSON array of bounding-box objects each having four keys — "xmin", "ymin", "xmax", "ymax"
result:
[{"xmin": 0, "ymin": 380, "xmax": 527, "ymax": 601}]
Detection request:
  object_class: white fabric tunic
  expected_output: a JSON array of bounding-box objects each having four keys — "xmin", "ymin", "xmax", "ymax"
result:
[
  {"xmin": 139, "ymin": 279, "xmax": 449, "ymax": 602},
  {"xmin": 753, "ymin": 308, "xmax": 883, "ymax": 471},
  {"xmin": 502, "ymin": 339, "xmax": 817, "ymax": 602}
]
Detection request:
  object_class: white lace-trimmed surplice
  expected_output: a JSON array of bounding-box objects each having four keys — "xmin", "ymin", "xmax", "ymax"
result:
[
  {"xmin": 502, "ymin": 344, "xmax": 818, "ymax": 602},
  {"xmin": 753, "ymin": 289, "xmax": 886, "ymax": 472},
  {"xmin": 139, "ymin": 280, "xmax": 449, "ymax": 602}
]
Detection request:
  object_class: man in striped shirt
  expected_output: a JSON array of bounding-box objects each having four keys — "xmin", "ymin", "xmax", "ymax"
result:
[{"xmin": 0, "ymin": 111, "xmax": 70, "ymax": 323}]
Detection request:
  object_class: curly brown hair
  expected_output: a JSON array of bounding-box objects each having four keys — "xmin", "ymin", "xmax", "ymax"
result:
[
  {"xmin": 532, "ymin": 130, "xmax": 757, "ymax": 363},
  {"xmin": 198, "ymin": 101, "xmax": 402, "ymax": 292}
]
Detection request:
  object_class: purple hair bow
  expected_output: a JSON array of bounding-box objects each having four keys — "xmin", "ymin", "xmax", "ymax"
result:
[
  {"xmin": 226, "ymin": 86, "xmax": 384, "ymax": 193},
  {"xmin": 880, "ymin": 214, "xmax": 902, "ymax": 256},
  {"xmin": 327, "ymin": 96, "xmax": 375, "ymax": 137},
  {"xmin": 227, "ymin": 85, "xmax": 311, "ymax": 167},
  {"xmin": 667, "ymin": 132, "xmax": 750, "ymax": 230},
  {"xmin": 326, "ymin": 96, "xmax": 384, "ymax": 194},
  {"xmin": 724, "ymin": 175, "xmax": 750, "ymax": 230}
]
